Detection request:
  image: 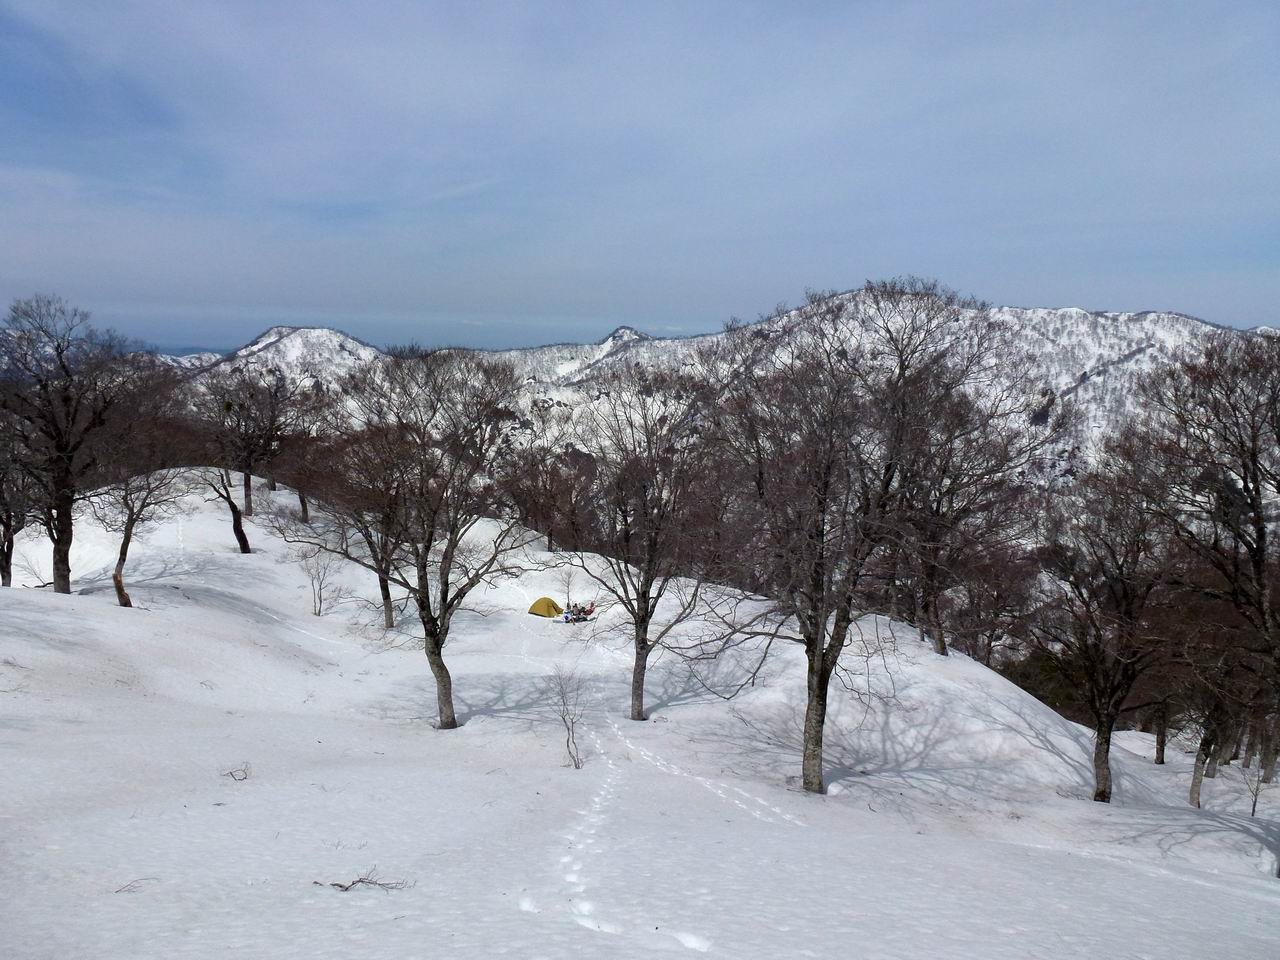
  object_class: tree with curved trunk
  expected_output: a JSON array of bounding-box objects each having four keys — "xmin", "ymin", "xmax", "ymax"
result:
[
  {"xmin": 85, "ymin": 368, "xmax": 192, "ymax": 606},
  {"xmin": 90, "ymin": 466, "xmax": 193, "ymax": 606},
  {"xmin": 274, "ymin": 348, "xmax": 527, "ymax": 730},
  {"xmin": 202, "ymin": 467, "xmax": 253, "ymax": 553},
  {"xmin": 197, "ymin": 363, "xmax": 315, "ymax": 520}
]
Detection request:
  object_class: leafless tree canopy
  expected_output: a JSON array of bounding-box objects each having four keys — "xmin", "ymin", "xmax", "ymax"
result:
[
  {"xmin": 273, "ymin": 348, "xmax": 527, "ymax": 729},
  {"xmin": 0, "ymin": 295, "xmax": 159, "ymax": 593}
]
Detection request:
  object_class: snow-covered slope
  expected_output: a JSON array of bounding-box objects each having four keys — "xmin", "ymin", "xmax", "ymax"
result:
[
  {"xmin": 175, "ymin": 301, "xmax": 1238, "ymax": 442},
  {"xmin": 487, "ymin": 325, "xmax": 660, "ymax": 385},
  {"xmin": 155, "ymin": 327, "xmax": 380, "ymax": 382},
  {"xmin": 992, "ymin": 307, "xmax": 1219, "ymax": 436},
  {"xmin": 206, "ymin": 325, "xmax": 382, "ymax": 385},
  {"xmin": 156, "ymin": 349, "xmax": 223, "ymax": 370},
  {"xmin": 3, "ymin": 485, "xmax": 1277, "ymax": 959}
]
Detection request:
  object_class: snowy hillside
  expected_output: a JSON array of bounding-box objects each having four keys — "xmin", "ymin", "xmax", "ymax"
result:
[
  {"xmin": 484, "ymin": 325, "xmax": 660, "ymax": 385},
  {"xmin": 993, "ymin": 307, "xmax": 1220, "ymax": 436},
  {"xmin": 158, "ymin": 300, "xmax": 1243, "ymax": 442},
  {"xmin": 214, "ymin": 325, "xmax": 383, "ymax": 384},
  {"xmin": 156, "ymin": 349, "xmax": 223, "ymax": 370},
  {"xmin": 156, "ymin": 326, "xmax": 382, "ymax": 384},
  {"xmin": 3, "ymin": 484, "xmax": 1278, "ymax": 959}
]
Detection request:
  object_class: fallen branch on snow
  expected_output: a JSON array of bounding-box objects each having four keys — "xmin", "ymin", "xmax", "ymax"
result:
[{"xmin": 314, "ymin": 867, "xmax": 415, "ymax": 893}]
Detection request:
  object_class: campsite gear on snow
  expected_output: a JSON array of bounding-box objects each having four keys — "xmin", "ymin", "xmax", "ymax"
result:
[
  {"xmin": 527, "ymin": 597, "xmax": 564, "ymax": 618},
  {"xmin": 560, "ymin": 601, "xmax": 595, "ymax": 623}
]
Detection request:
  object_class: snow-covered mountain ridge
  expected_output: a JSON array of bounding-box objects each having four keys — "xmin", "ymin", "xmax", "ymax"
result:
[{"xmin": 160, "ymin": 305, "xmax": 1264, "ymax": 437}]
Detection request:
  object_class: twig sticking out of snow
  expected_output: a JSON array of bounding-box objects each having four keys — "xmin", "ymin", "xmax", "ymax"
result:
[
  {"xmin": 114, "ymin": 878, "xmax": 159, "ymax": 894},
  {"xmin": 315, "ymin": 867, "xmax": 415, "ymax": 892},
  {"xmin": 222, "ymin": 762, "xmax": 251, "ymax": 782}
]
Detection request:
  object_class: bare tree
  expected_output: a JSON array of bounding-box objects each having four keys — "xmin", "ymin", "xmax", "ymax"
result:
[
  {"xmin": 90, "ymin": 468, "xmax": 193, "ymax": 607},
  {"xmin": 294, "ymin": 544, "xmax": 343, "ymax": 616},
  {"xmin": 558, "ymin": 364, "xmax": 716, "ymax": 721},
  {"xmin": 0, "ymin": 417, "xmax": 35, "ymax": 587},
  {"xmin": 1029, "ymin": 458, "xmax": 1174, "ymax": 802},
  {"xmin": 504, "ymin": 397, "xmax": 596, "ymax": 553},
  {"xmin": 549, "ymin": 663, "xmax": 586, "ymax": 769},
  {"xmin": 290, "ymin": 385, "xmax": 406, "ymax": 629},
  {"xmin": 196, "ymin": 363, "xmax": 315, "ymax": 518},
  {"xmin": 709, "ymin": 278, "xmax": 1055, "ymax": 793},
  {"xmin": 274, "ymin": 348, "xmax": 527, "ymax": 729},
  {"xmin": 942, "ymin": 545, "xmax": 1037, "ymax": 667},
  {"xmin": 0, "ymin": 295, "xmax": 150, "ymax": 593},
  {"xmin": 202, "ymin": 467, "xmax": 253, "ymax": 554},
  {"xmin": 888, "ymin": 299, "xmax": 1067, "ymax": 656},
  {"xmin": 712, "ymin": 287, "xmax": 910, "ymax": 793},
  {"xmin": 1133, "ymin": 332, "xmax": 1280, "ymax": 701},
  {"xmin": 87, "ymin": 370, "xmax": 193, "ymax": 607}
]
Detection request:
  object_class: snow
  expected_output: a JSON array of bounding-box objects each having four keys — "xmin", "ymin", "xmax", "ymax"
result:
[
  {"xmin": 189, "ymin": 304, "xmax": 1229, "ymax": 448},
  {"xmin": 3, "ymin": 486, "xmax": 1278, "ymax": 959},
  {"xmin": 209, "ymin": 326, "xmax": 383, "ymax": 386}
]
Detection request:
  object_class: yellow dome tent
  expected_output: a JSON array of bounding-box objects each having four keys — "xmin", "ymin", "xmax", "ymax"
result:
[{"xmin": 527, "ymin": 596, "xmax": 564, "ymax": 618}]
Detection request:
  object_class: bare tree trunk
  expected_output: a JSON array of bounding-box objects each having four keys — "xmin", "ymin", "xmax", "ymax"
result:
[
  {"xmin": 1153, "ymin": 701, "xmax": 1168, "ymax": 766},
  {"xmin": 111, "ymin": 518, "xmax": 136, "ymax": 608},
  {"xmin": 1261, "ymin": 719, "xmax": 1277, "ymax": 784},
  {"xmin": 50, "ymin": 494, "xmax": 74, "ymax": 594},
  {"xmin": 297, "ymin": 491, "xmax": 309, "ymax": 523},
  {"xmin": 267, "ymin": 474, "xmax": 277, "ymax": 492},
  {"xmin": 1207, "ymin": 728, "xmax": 1235, "ymax": 777},
  {"xmin": 1190, "ymin": 729, "xmax": 1214, "ymax": 808},
  {"xmin": 416, "ymin": 594, "xmax": 458, "ymax": 729},
  {"xmin": 1092, "ymin": 716, "xmax": 1116, "ymax": 803},
  {"xmin": 0, "ymin": 529, "xmax": 12, "ymax": 587},
  {"xmin": 227, "ymin": 498, "xmax": 251, "ymax": 554},
  {"xmin": 1243, "ymin": 715, "xmax": 1260, "ymax": 768},
  {"xmin": 928, "ymin": 620, "xmax": 947, "ymax": 656},
  {"xmin": 423, "ymin": 632, "xmax": 458, "ymax": 730},
  {"xmin": 922, "ymin": 586, "xmax": 948, "ymax": 657},
  {"xmin": 630, "ymin": 638, "xmax": 651, "ymax": 721},
  {"xmin": 801, "ymin": 652, "xmax": 832, "ymax": 794},
  {"xmin": 379, "ymin": 573, "xmax": 395, "ymax": 629},
  {"xmin": 242, "ymin": 471, "xmax": 253, "ymax": 517},
  {"xmin": 884, "ymin": 548, "xmax": 901, "ymax": 622}
]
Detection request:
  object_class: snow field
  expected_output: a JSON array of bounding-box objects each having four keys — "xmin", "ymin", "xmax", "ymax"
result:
[{"xmin": 2, "ymin": 485, "xmax": 1278, "ymax": 959}]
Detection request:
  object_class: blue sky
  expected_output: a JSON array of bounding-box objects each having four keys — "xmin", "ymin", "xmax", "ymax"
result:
[{"xmin": 0, "ymin": 1, "xmax": 1276, "ymax": 351}]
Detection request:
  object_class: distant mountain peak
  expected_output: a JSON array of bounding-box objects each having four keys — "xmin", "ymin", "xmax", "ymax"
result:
[{"xmin": 598, "ymin": 325, "xmax": 650, "ymax": 345}]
